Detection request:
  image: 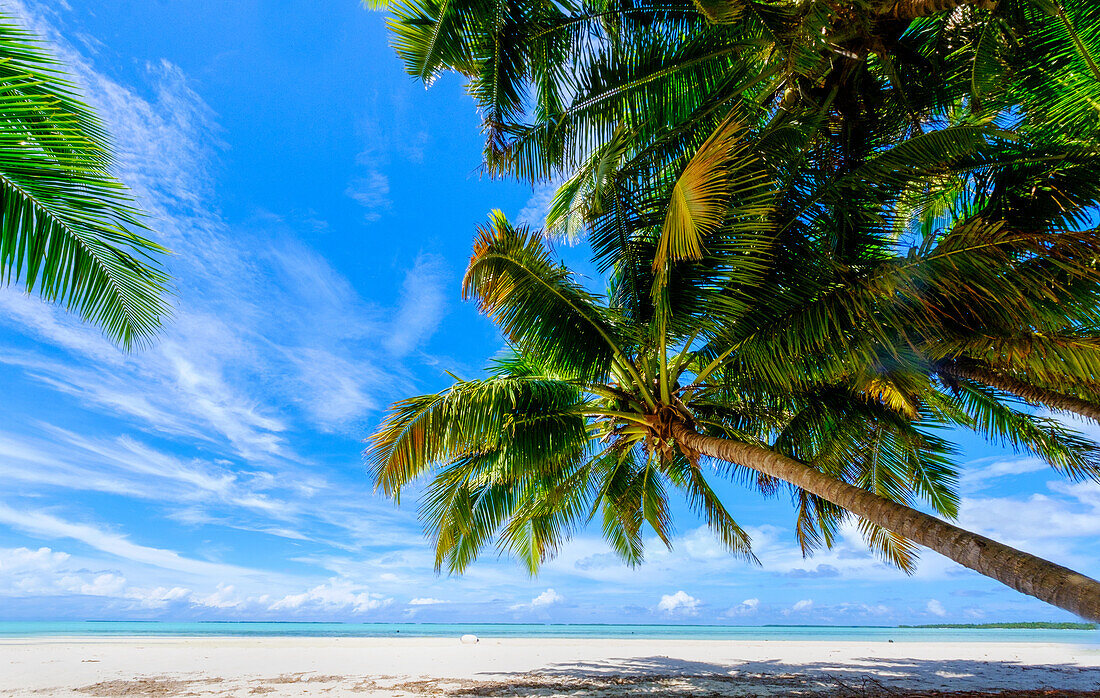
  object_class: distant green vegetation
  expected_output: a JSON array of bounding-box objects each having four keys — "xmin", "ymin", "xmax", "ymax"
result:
[{"xmin": 900, "ymin": 623, "xmax": 1096, "ymax": 630}]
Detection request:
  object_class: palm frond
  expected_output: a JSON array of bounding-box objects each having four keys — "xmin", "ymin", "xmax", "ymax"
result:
[{"xmin": 0, "ymin": 17, "xmax": 170, "ymax": 348}]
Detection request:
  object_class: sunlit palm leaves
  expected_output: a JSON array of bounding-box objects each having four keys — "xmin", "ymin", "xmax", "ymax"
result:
[
  {"xmin": 0, "ymin": 17, "xmax": 169, "ymax": 348},
  {"xmin": 381, "ymin": 0, "xmax": 1098, "ymax": 182},
  {"xmin": 369, "ymin": 0, "xmax": 1100, "ymax": 588},
  {"xmin": 369, "ymin": 209, "xmax": 1100, "ymax": 577}
]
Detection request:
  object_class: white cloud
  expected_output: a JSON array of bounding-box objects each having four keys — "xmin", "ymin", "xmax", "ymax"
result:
[
  {"xmin": 126, "ymin": 585, "xmax": 192, "ymax": 608},
  {"xmin": 789, "ymin": 599, "xmax": 814, "ymax": 613},
  {"xmin": 0, "ymin": 504, "xmax": 261, "ymax": 580},
  {"xmin": 516, "ymin": 182, "xmax": 558, "ymax": 230},
  {"xmin": 0, "ymin": 546, "xmax": 70, "ymax": 572},
  {"xmin": 384, "ymin": 253, "xmax": 449, "ymax": 356},
  {"xmin": 193, "ymin": 584, "xmax": 245, "ymax": 609},
  {"xmin": 510, "ymin": 588, "xmax": 563, "ymax": 610},
  {"xmin": 956, "ymin": 482, "xmax": 1100, "ymax": 572},
  {"xmin": 725, "ymin": 598, "xmax": 760, "ymax": 617},
  {"xmin": 78, "ymin": 573, "xmax": 127, "ymax": 597},
  {"xmin": 345, "ymin": 171, "xmax": 391, "ymax": 221},
  {"xmin": 0, "ymin": 546, "xmax": 134, "ymax": 600},
  {"xmin": 657, "ymin": 590, "xmax": 700, "ymax": 616},
  {"xmin": 531, "ymin": 588, "xmax": 563, "ymax": 607},
  {"xmin": 269, "ymin": 579, "xmax": 391, "ymax": 614},
  {"xmin": 927, "ymin": 599, "xmax": 947, "ymax": 617},
  {"xmin": 408, "ymin": 597, "xmax": 448, "ymax": 606},
  {"xmin": 960, "ymin": 457, "xmax": 1049, "ymax": 490},
  {"xmin": 0, "ymin": 541, "xmax": 400, "ymax": 617}
]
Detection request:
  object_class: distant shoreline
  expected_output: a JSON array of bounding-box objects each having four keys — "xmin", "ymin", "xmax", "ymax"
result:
[
  {"xmin": 899, "ymin": 622, "xmax": 1096, "ymax": 630},
  {"xmin": 37, "ymin": 621, "xmax": 1100, "ymax": 629}
]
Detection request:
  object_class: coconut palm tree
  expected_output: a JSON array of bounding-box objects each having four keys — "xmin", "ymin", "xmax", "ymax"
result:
[
  {"xmin": 370, "ymin": 0, "xmax": 1100, "ymax": 617},
  {"xmin": 379, "ymin": 0, "xmax": 1100, "ymax": 424},
  {"xmin": 368, "ymin": 205, "xmax": 1100, "ymax": 620},
  {"xmin": 0, "ymin": 16, "xmax": 169, "ymax": 348}
]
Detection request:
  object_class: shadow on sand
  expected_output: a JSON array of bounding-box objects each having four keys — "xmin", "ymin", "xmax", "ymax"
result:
[{"xmin": 451, "ymin": 654, "xmax": 1100, "ymax": 696}]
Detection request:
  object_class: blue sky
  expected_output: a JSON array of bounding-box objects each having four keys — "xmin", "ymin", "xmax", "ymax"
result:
[{"xmin": 0, "ymin": 0, "xmax": 1097, "ymax": 626}]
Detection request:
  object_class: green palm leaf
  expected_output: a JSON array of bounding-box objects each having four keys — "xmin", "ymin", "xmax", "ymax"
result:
[{"xmin": 0, "ymin": 17, "xmax": 170, "ymax": 348}]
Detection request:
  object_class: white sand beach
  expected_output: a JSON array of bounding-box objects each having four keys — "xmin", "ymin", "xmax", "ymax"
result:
[{"xmin": 0, "ymin": 636, "xmax": 1097, "ymax": 696}]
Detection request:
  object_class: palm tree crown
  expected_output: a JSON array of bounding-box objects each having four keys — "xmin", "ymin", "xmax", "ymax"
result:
[
  {"xmin": 369, "ymin": 0, "xmax": 1100, "ymax": 621},
  {"xmin": 369, "ymin": 203, "xmax": 1100, "ymax": 619},
  {"xmin": 379, "ymin": 0, "xmax": 1100, "ymax": 426}
]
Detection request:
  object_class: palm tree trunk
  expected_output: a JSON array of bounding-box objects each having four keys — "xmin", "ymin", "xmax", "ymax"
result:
[
  {"xmin": 939, "ymin": 361, "xmax": 1100, "ymax": 423},
  {"xmin": 670, "ymin": 422, "xmax": 1100, "ymax": 621},
  {"xmin": 881, "ymin": 0, "xmax": 997, "ymax": 19}
]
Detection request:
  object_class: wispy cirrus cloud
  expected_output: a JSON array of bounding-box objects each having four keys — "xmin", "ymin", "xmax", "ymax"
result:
[
  {"xmin": 385, "ymin": 253, "xmax": 450, "ymax": 356},
  {"xmin": 0, "ymin": 0, "xmax": 453, "ymax": 616},
  {"xmin": 0, "ymin": 505, "xmax": 260, "ymax": 580},
  {"xmin": 516, "ymin": 181, "xmax": 559, "ymax": 230},
  {"xmin": 345, "ymin": 172, "xmax": 392, "ymax": 222},
  {"xmin": 1, "ymin": 2, "xmax": 449, "ymax": 451}
]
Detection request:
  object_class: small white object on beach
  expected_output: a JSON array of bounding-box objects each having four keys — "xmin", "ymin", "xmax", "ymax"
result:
[{"xmin": 459, "ymin": 634, "xmax": 479, "ymax": 645}]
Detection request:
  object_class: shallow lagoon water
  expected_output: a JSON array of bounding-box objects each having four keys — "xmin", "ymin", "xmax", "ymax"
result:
[{"xmin": 0, "ymin": 622, "xmax": 1095, "ymax": 644}]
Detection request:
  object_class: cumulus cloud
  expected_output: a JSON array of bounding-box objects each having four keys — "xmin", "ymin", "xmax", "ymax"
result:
[
  {"xmin": 0, "ymin": 546, "xmax": 70, "ymax": 572},
  {"xmin": 532, "ymin": 588, "xmax": 563, "ymax": 607},
  {"xmin": 789, "ymin": 599, "xmax": 814, "ymax": 613},
  {"xmin": 0, "ymin": 540, "xmax": 404, "ymax": 617},
  {"xmin": 657, "ymin": 590, "xmax": 700, "ymax": 616},
  {"xmin": 725, "ymin": 598, "xmax": 760, "ymax": 617},
  {"xmin": 192, "ymin": 584, "xmax": 248, "ymax": 609},
  {"xmin": 408, "ymin": 597, "xmax": 447, "ymax": 606},
  {"xmin": 269, "ymin": 579, "xmax": 391, "ymax": 614},
  {"xmin": 511, "ymin": 588, "xmax": 563, "ymax": 611},
  {"xmin": 955, "ymin": 481, "xmax": 1100, "ymax": 571}
]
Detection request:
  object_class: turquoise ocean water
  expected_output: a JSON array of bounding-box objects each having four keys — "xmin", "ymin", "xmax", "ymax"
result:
[{"xmin": 0, "ymin": 622, "xmax": 1095, "ymax": 644}]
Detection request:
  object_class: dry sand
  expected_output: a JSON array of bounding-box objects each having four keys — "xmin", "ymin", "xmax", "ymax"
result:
[{"xmin": 0, "ymin": 636, "xmax": 1097, "ymax": 697}]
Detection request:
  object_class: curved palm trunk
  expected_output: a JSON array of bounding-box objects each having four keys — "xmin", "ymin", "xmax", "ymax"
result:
[
  {"xmin": 671, "ymin": 422, "xmax": 1100, "ymax": 621},
  {"xmin": 939, "ymin": 361, "xmax": 1100, "ymax": 423}
]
